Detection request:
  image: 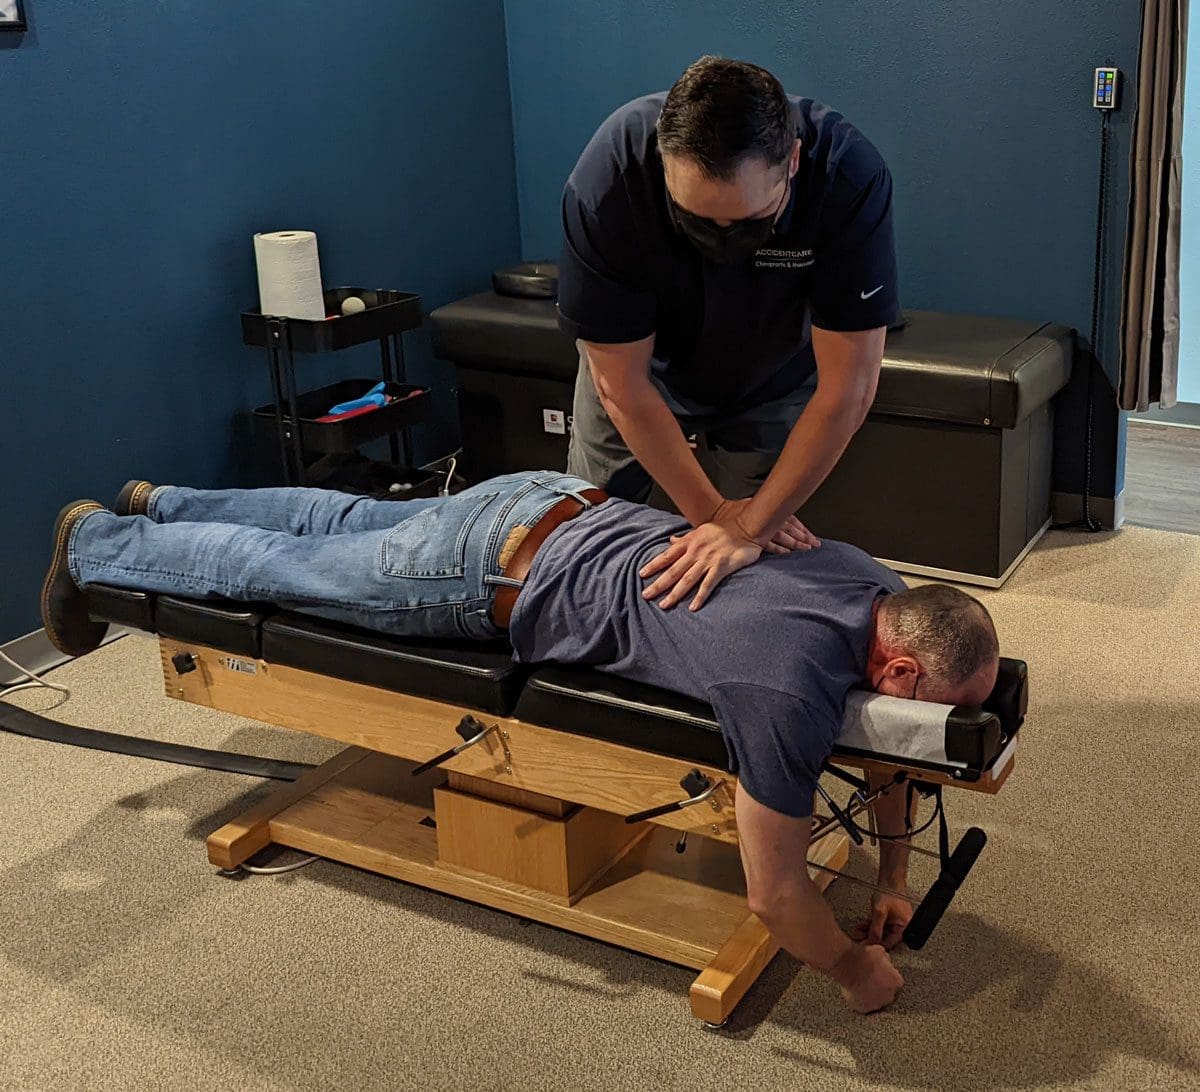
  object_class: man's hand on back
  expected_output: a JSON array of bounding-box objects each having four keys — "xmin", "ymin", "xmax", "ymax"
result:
[
  {"xmin": 725, "ymin": 499, "xmax": 820, "ymax": 554},
  {"xmin": 639, "ymin": 522, "xmax": 762, "ymax": 612},
  {"xmin": 639, "ymin": 498, "xmax": 819, "ymax": 611},
  {"xmin": 710, "ymin": 498, "xmax": 821, "ymax": 562}
]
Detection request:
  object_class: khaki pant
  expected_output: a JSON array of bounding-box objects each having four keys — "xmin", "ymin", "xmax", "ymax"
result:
[{"xmin": 565, "ymin": 349, "xmax": 816, "ymax": 510}]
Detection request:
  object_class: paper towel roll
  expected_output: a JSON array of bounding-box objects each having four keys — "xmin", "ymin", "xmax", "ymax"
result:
[{"xmin": 253, "ymin": 230, "xmax": 326, "ymax": 321}]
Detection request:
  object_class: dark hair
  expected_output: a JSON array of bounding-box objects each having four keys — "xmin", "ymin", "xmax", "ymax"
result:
[
  {"xmin": 656, "ymin": 56, "xmax": 793, "ymax": 180},
  {"xmin": 878, "ymin": 585, "xmax": 999, "ymax": 689}
]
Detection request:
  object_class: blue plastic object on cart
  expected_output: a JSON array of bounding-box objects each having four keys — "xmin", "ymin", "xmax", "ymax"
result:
[{"xmin": 325, "ymin": 381, "xmax": 388, "ymax": 417}]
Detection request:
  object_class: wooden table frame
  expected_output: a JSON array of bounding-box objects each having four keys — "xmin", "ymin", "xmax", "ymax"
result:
[{"xmin": 160, "ymin": 637, "xmax": 1008, "ymax": 1023}]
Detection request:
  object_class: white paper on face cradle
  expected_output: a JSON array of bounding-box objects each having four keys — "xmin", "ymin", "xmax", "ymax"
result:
[{"xmin": 253, "ymin": 230, "xmax": 326, "ymax": 321}]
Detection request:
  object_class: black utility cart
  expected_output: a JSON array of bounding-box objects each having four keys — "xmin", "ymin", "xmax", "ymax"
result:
[{"xmin": 242, "ymin": 288, "xmax": 437, "ymax": 496}]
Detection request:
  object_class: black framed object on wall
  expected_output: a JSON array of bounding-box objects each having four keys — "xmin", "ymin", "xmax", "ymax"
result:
[{"xmin": 0, "ymin": 0, "xmax": 26, "ymax": 30}]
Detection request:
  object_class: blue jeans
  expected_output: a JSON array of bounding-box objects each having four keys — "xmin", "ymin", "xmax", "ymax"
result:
[{"xmin": 68, "ymin": 471, "xmax": 599, "ymax": 640}]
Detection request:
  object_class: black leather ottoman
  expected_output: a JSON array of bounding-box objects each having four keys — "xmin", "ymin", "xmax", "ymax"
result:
[{"xmin": 432, "ymin": 284, "xmax": 1073, "ymax": 586}]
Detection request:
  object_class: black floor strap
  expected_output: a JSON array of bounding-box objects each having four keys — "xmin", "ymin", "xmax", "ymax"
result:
[
  {"xmin": 935, "ymin": 786, "xmax": 950, "ymax": 866},
  {"xmin": 0, "ymin": 702, "xmax": 312, "ymax": 781}
]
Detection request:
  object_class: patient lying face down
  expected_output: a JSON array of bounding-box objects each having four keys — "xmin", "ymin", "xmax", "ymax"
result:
[{"xmin": 44, "ymin": 469, "xmax": 999, "ymax": 1015}]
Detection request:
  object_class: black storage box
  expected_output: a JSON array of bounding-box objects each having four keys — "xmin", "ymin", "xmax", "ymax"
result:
[{"xmin": 432, "ymin": 287, "xmax": 1073, "ymax": 586}]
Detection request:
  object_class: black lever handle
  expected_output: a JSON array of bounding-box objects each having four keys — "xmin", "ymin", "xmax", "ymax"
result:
[
  {"xmin": 823, "ymin": 764, "xmax": 869, "ymax": 793},
  {"xmin": 625, "ymin": 769, "xmax": 721, "ymax": 825},
  {"xmin": 815, "ymin": 783, "xmax": 865, "ymax": 846},
  {"xmin": 902, "ymin": 826, "xmax": 987, "ymax": 950},
  {"xmin": 455, "ymin": 716, "xmax": 487, "ymax": 743},
  {"xmin": 410, "ymin": 716, "xmax": 491, "ymax": 777},
  {"xmin": 625, "ymin": 798, "xmax": 692, "ymax": 825},
  {"xmin": 171, "ymin": 652, "xmax": 197, "ymax": 676}
]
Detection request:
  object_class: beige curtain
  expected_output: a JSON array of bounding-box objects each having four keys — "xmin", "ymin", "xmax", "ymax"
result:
[{"xmin": 1119, "ymin": 0, "xmax": 1188, "ymax": 411}]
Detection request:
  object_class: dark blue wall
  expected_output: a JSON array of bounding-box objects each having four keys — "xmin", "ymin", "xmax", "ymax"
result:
[
  {"xmin": 1, "ymin": 4, "xmax": 521, "ymax": 640},
  {"xmin": 0, "ymin": 2, "xmax": 1146, "ymax": 642},
  {"xmin": 503, "ymin": 0, "xmax": 1139, "ymax": 508}
]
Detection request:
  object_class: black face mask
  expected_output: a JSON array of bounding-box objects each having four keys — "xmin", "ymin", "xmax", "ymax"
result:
[{"xmin": 666, "ymin": 175, "xmax": 791, "ymax": 264}]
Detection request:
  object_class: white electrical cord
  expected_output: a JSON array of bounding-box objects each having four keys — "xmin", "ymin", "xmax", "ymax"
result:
[
  {"xmin": 3, "ymin": 645, "xmax": 313, "ymax": 875},
  {"xmin": 440, "ymin": 454, "xmax": 459, "ymax": 496},
  {"xmin": 0, "ymin": 647, "xmax": 71, "ymax": 703},
  {"xmin": 234, "ymin": 855, "xmax": 320, "ymax": 875}
]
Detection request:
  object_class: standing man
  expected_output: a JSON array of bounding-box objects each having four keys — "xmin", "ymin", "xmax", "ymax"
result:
[{"xmin": 559, "ymin": 56, "xmax": 899, "ymax": 610}]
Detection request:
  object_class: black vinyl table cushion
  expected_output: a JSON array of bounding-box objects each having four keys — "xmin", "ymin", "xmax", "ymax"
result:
[
  {"xmin": 260, "ymin": 613, "xmax": 525, "ymax": 717},
  {"xmin": 85, "ymin": 585, "xmax": 156, "ymax": 634},
  {"xmin": 517, "ymin": 659, "xmax": 1026, "ymax": 779},
  {"xmin": 85, "ymin": 587, "xmax": 1026, "ymax": 776},
  {"xmin": 156, "ymin": 595, "xmax": 271, "ymax": 660},
  {"xmin": 515, "ymin": 668, "xmax": 729, "ymax": 769}
]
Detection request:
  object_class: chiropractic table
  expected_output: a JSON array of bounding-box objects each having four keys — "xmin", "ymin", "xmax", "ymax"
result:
[{"xmin": 86, "ymin": 584, "xmax": 1027, "ymax": 1025}]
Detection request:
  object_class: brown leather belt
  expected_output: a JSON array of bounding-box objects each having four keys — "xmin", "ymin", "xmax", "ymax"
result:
[{"xmin": 492, "ymin": 488, "xmax": 607, "ymax": 628}]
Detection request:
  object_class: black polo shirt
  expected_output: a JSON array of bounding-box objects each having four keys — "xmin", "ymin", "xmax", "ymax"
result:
[{"xmin": 558, "ymin": 93, "xmax": 899, "ymax": 415}]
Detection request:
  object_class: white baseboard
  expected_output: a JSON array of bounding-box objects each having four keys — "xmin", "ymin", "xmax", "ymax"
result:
[
  {"xmin": 1, "ymin": 627, "xmax": 127, "ymax": 688},
  {"xmin": 1131, "ymin": 403, "xmax": 1200, "ymax": 428},
  {"xmin": 1051, "ymin": 489, "xmax": 1125, "ymax": 531}
]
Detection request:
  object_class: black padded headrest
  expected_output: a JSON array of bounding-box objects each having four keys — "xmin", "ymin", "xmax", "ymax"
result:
[
  {"xmin": 492, "ymin": 262, "xmax": 558, "ymax": 300},
  {"xmin": 981, "ymin": 657, "xmax": 1028, "ymax": 736}
]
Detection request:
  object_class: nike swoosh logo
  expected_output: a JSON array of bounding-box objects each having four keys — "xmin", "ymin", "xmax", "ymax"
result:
[{"xmin": 861, "ymin": 285, "xmax": 884, "ymax": 299}]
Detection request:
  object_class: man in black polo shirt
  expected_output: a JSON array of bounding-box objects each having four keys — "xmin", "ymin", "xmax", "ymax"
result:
[{"xmin": 559, "ymin": 56, "xmax": 899, "ymax": 611}]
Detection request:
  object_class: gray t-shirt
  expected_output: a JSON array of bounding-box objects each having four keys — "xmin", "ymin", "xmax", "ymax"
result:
[{"xmin": 509, "ymin": 499, "xmax": 906, "ymax": 817}]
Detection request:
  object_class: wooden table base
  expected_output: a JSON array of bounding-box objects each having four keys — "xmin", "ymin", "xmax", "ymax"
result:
[{"xmin": 207, "ymin": 747, "xmax": 849, "ymax": 1023}]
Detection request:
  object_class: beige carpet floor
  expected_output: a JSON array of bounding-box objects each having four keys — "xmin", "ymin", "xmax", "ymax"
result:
[{"xmin": 2, "ymin": 526, "xmax": 1200, "ymax": 1091}]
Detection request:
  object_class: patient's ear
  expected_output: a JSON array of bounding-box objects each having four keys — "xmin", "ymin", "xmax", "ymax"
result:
[
  {"xmin": 883, "ymin": 656, "xmax": 919, "ymax": 677},
  {"xmin": 879, "ymin": 656, "xmax": 920, "ymax": 695}
]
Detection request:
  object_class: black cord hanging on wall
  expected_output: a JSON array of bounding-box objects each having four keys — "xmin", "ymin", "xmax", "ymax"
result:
[{"xmin": 1055, "ymin": 109, "xmax": 1112, "ymax": 533}]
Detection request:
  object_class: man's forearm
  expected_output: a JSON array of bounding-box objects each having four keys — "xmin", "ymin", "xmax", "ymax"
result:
[
  {"xmin": 599, "ymin": 382, "xmax": 722, "ymax": 526},
  {"xmin": 738, "ymin": 326, "xmax": 884, "ymax": 541},
  {"xmin": 754, "ymin": 873, "xmax": 858, "ymax": 981},
  {"xmin": 738, "ymin": 392, "xmax": 862, "ymax": 540}
]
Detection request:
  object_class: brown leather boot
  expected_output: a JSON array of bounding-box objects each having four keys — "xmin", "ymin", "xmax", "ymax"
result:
[
  {"xmin": 114, "ymin": 480, "xmax": 155, "ymax": 517},
  {"xmin": 41, "ymin": 501, "xmax": 109, "ymax": 657}
]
